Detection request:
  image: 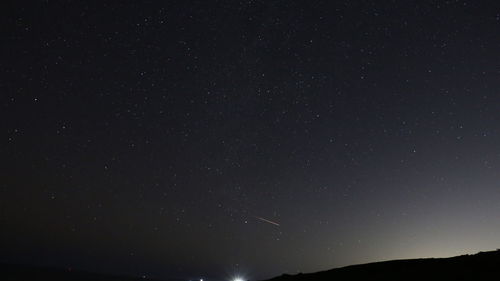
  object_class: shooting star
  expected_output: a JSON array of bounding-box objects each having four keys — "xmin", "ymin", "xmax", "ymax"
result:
[{"xmin": 255, "ymin": 216, "xmax": 280, "ymax": 227}]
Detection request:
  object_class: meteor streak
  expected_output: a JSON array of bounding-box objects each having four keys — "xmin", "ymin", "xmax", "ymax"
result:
[{"xmin": 255, "ymin": 216, "xmax": 280, "ymax": 227}]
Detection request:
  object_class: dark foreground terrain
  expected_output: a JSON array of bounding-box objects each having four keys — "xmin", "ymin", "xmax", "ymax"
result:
[
  {"xmin": 0, "ymin": 263, "xmax": 185, "ymax": 281},
  {"xmin": 3, "ymin": 250, "xmax": 500, "ymax": 281},
  {"xmin": 265, "ymin": 250, "xmax": 500, "ymax": 281}
]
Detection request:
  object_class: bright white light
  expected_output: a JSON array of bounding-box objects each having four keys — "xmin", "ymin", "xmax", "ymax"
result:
[{"xmin": 233, "ymin": 278, "xmax": 244, "ymax": 281}]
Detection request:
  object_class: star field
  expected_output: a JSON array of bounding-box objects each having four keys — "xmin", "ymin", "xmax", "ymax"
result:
[{"xmin": 1, "ymin": 1, "xmax": 500, "ymax": 280}]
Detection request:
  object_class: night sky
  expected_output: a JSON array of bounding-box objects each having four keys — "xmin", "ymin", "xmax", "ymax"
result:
[{"xmin": 2, "ymin": 1, "xmax": 500, "ymax": 280}]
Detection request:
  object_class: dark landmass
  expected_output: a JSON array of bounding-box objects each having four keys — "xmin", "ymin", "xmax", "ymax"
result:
[
  {"xmin": 265, "ymin": 250, "xmax": 500, "ymax": 281},
  {"xmin": 4, "ymin": 250, "xmax": 500, "ymax": 281},
  {"xmin": 0, "ymin": 263, "xmax": 185, "ymax": 281}
]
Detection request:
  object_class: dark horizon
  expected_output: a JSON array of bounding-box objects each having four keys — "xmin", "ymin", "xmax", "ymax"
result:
[
  {"xmin": 3, "ymin": 248, "xmax": 500, "ymax": 281},
  {"xmin": 2, "ymin": 1, "xmax": 500, "ymax": 280}
]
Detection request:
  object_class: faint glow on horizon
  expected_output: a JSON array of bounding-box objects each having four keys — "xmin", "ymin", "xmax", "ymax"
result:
[{"xmin": 233, "ymin": 277, "xmax": 244, "ymax": 281}]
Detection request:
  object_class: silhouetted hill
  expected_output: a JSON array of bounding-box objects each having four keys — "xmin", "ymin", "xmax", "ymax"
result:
[
  {"xmin": 264, "ymin": 250, "xmax": 500, "ymax": 281},
  {"xmin": 0, "ymin": 263, "xmax": 186, "ymax": 281}
]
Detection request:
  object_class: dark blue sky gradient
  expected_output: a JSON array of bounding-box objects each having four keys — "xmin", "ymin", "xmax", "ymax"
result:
[{"xmin": 2, "ymin": 1, "xmax": 500, "ymax": 280}]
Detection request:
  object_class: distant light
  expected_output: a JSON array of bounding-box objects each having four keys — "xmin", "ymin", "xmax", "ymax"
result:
[
  {"xmin": 233, "ymin": 277, "xmax": 244, "ymax": 281},
  {"xmin": 200, "ymin": 279, "xmax": 203, "ymax": 281}
]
